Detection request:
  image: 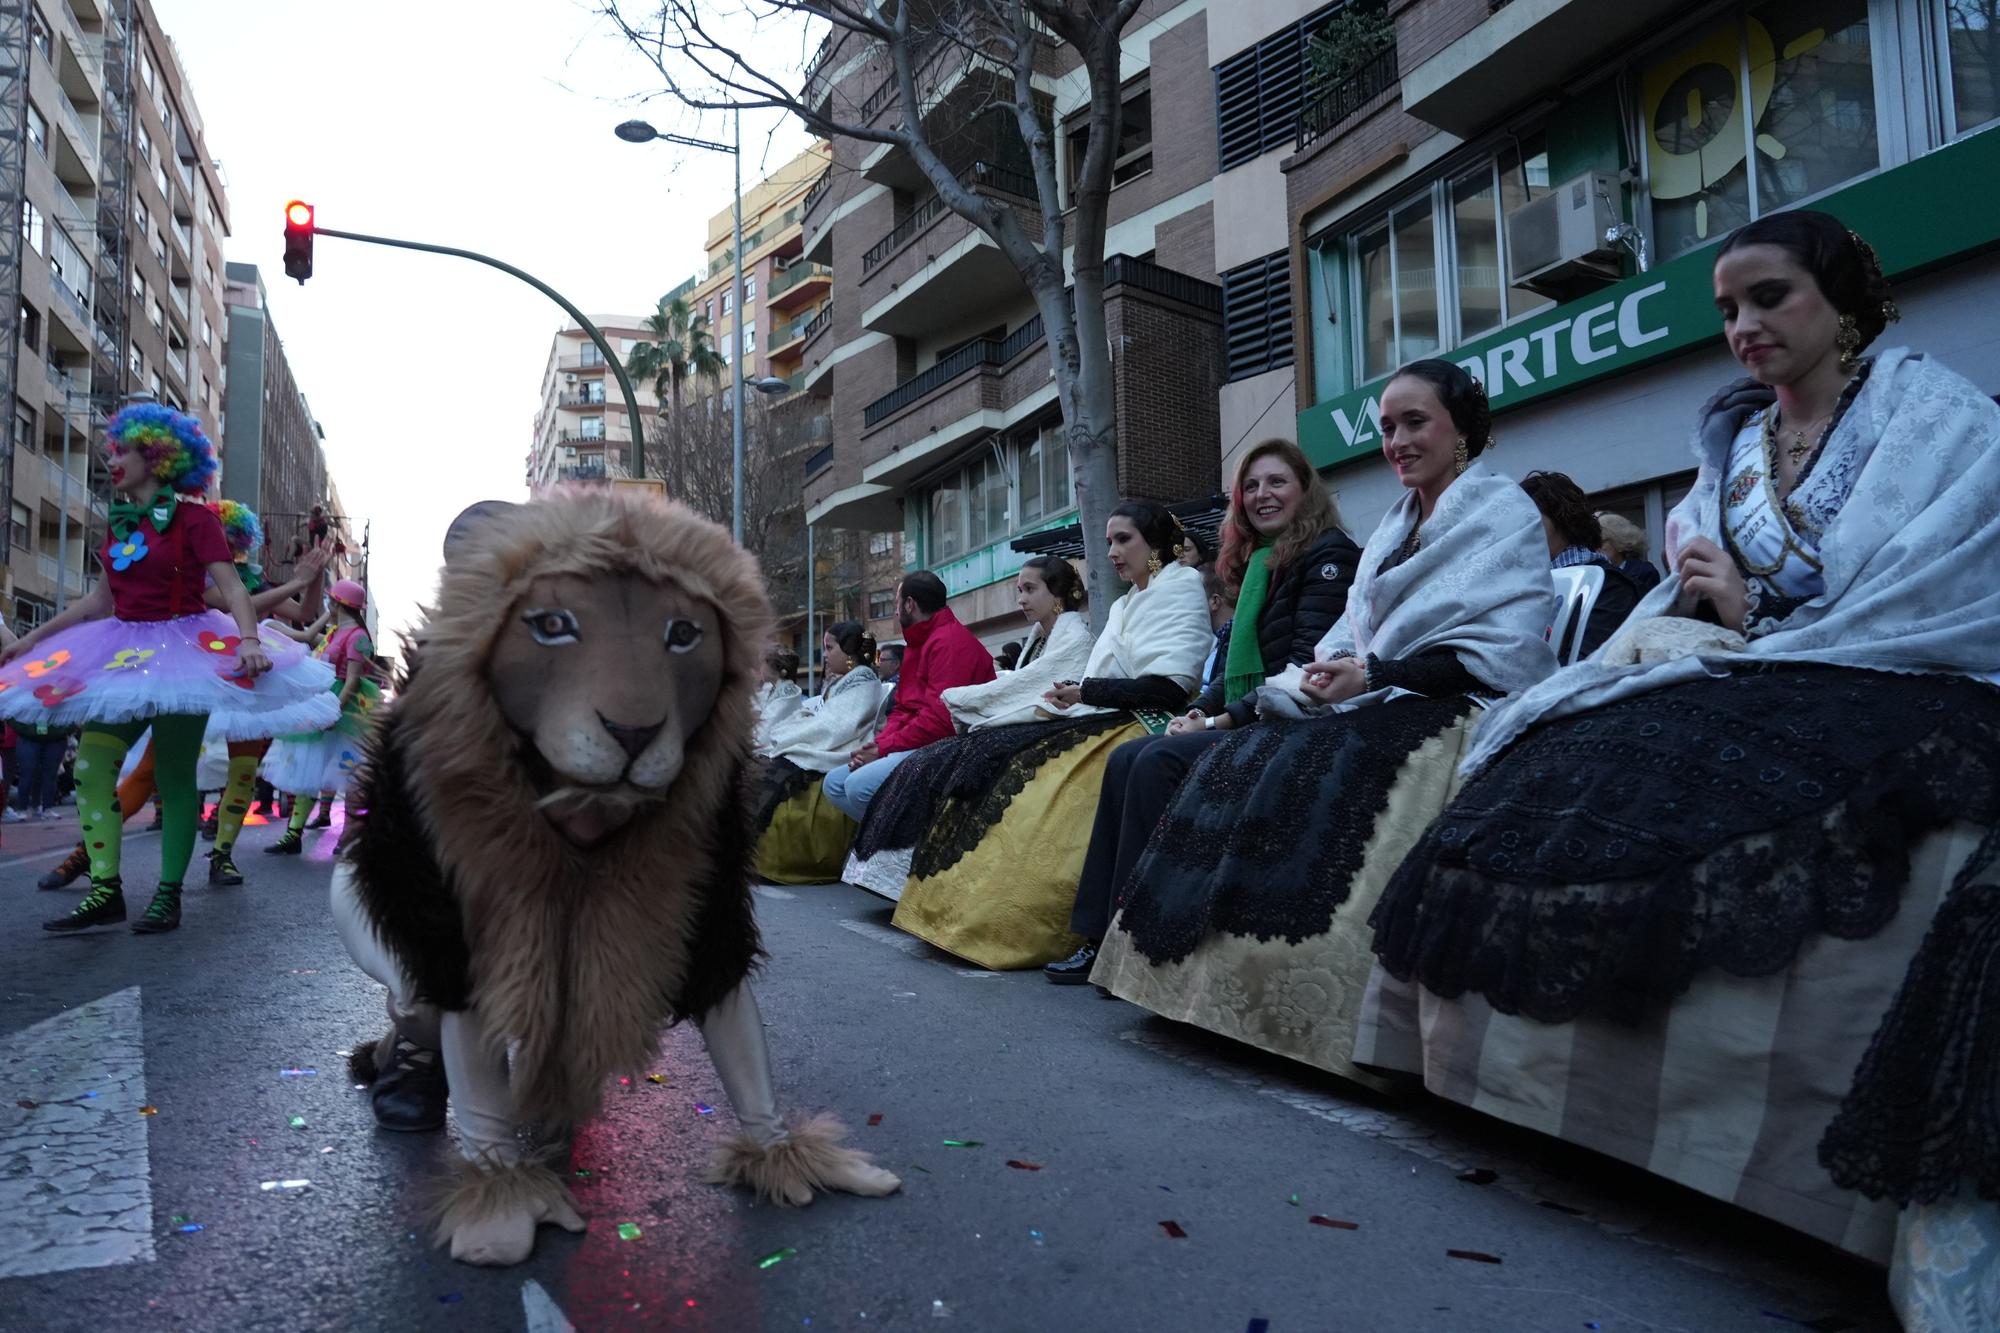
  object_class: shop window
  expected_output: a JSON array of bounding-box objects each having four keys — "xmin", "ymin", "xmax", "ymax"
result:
[
  {"xmin": 1222, "ymin": 252, "xmax": 1295, "ymax": 382},
  {"xmin": 1641, "ymin": 1, "xmax": 1878, "ymax": 260},
  {"xmin": 1065, "ymin": 74, "xmax": 1153, "ymax": 199},
  {"xmin": 1945, "ymin": 0, "xmax": 2000, "ymax": 138}
]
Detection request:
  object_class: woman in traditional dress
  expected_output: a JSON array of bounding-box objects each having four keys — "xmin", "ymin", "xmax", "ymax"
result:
[
  {"xmin": 1047, "ymin": 439, "xmax": 1361, "ymax": 982},
  {"xmin": 843, "ymin": 555, "xmax": 1091, "ymax": 894},
  {"xmin": 1368, "ymin": 213, "xmax": 2000, "ymax": 1312},
  {"xmin": 0, "ymin": 405, "xmax": 338, "ymax": 933},
  {"xmin": 1088, "ymin": 360, "xmax": 1556, "ymax": 1086},
  {"xmin": 750, "ymin": 620, "xmax": 884, "ymax": 883},
  {"xmin": 752, "ymin": 646, "xmax": 804, "ymax": 750},
  {"xmin": 261, "ymin": 579, "xmax": 380, "ymax": 854},
  {"xmin": 883, "ymin": 501, "xmax": 1213, "ymax": 969}
]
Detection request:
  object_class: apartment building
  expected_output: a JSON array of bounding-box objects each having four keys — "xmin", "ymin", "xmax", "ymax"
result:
[
  {"xmin": 684, "ymin": 143, "xmax": 832, "ymax": 404},
  {"xmin": 798, "ymin": 1, "xmax": 1272, "ymax": 641},
  {"xmin": 526, "ymin": 315, "xmax": 665, "ymax": 490},
  {"xmin": 1278, "ymin": 0, "xmax": 2000, "ymax": 553}
]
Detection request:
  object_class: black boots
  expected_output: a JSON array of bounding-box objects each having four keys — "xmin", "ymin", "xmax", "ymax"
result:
[
  {"xmin": 44, "ymin": 878, "xmax": 126, "ymax": 931},
  {"xmin": 309, "ymin": 801, "xmax": 334, "ymax": 829},
  {"xmin": 207, "ymin": 849, "xmax": 243, "ymax": 886},
  {"xmin": 1043, "ymin": 942, "xmax": 1101, "ymax": 985},
  {"xmin": 39, "ymin": 845, "xmax": 89, "ymax": 891},
  {"xmin": 130, "ymin": 884, "xmax": 182, "ymax": 934},
  {"xmin": 369, "ymin": 1027, "xmax": 450, "ymax": 1132},
  {"xmin": 265, "ymin": 829, "xmax": 304, "ymax": 855}
]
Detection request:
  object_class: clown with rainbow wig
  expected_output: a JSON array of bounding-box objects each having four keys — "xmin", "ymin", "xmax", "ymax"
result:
[{"xmin": 0, "ymin": 404, "xmax": 340, "ymax": 934}]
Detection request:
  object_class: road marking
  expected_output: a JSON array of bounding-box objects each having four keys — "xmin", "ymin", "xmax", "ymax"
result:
[
  {"xmin": 752, "ymin": 884, "xmax": 797, "ymax": 901},
  {"xmin": 837, "ymin": 918, "xmax": 999, "ymax": 978},
  {"xmin": 521, "ymin": 1279, "xmax": 576, "ymax": 1333},
  {"xmin": 4, "ymin": 829, "xmax": 161, "ymax": 868},
  {"xmin": 0, "ymin": 987, "xmax": 154, "ymax": 1279}
]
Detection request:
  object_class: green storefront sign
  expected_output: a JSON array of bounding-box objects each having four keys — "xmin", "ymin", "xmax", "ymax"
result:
[{"xmin": 1298, "ymin": 125, "xmax": 2000, "ymax": 470}]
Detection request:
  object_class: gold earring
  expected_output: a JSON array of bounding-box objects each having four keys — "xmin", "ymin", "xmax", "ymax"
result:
[
  {"xmin": 1146, "ymin": 551, "xmax": 1163, "ymax": 576},
  {"xmin": 1836, "ymin": 314, "xmax": 1861, "ymax": 371},
  {"xmin": 1453, "ymin": 439, "xmax": 1470, "ymax": 475}
]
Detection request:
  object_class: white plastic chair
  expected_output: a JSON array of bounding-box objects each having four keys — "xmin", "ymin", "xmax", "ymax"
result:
[{"xmin": 1548, "ymin": 564, "xmax": 1606, "ymax": 667}]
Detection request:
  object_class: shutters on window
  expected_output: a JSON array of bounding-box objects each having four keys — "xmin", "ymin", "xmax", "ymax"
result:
[{"xmin": 1221, "ymin": 252, "xmax": 1295, "ymax": 382}]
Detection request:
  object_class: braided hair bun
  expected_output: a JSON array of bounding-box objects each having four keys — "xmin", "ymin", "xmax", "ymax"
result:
[{"xmin": 1718, "ymin": 210, "xmax": 1901, "ymax": 351}]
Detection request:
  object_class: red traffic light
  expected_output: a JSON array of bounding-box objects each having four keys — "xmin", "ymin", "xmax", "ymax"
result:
[{"xmin": 283, "ymin": 200, "xmax": 314, "ymax": 284}]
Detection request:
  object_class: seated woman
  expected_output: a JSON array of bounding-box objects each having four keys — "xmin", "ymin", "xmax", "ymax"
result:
[
  {"xmin": 843, "ymin": 556, "xmax": 1092, "ymax": 894},
  {"xmin": 1048, "ymin": 439, "xmax": 1361, "ymax": 982},
  {"xmin": 752, "ymin": 646, "xmax": 804, "ymax": 749},
  {"xmin": 1087, "ymin": 360, "xmax": 1557, "ymax": 1088},
  {"xmin": 1519, "ymin": 470, "xmax": 1641, "ymax": 659},
  {"xmin": 884, "ymin": 502, "xmax": 1213, "ymax": 968},
  {"xmin": 750, "ymin": 622, "xmax": 883, "ymax": 883},
  {"xmin": 1368, "ymin": 213, "xmax": 2000, "ymax": 1299}
]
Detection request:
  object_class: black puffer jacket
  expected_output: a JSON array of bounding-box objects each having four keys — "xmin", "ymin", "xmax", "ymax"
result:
[{"xmin": 1192, "ymin": 526, "xmax": 1362, "ymax": 723}]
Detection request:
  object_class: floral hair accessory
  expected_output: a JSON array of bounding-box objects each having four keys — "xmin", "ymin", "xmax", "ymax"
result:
[{"xmin": 105, "ymin": 402, "xmax": 219, "ymax": 496}]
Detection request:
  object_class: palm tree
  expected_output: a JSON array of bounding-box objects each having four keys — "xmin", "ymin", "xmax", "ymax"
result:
[{"xmin": 626, "ymin": 292, "xmax": 726, "ymax": 415}]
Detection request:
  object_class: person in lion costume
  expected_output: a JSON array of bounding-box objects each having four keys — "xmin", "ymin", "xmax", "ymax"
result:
[{"xmin": 329, "ymin": 488, "xmax": 900, "ymax": 1266}]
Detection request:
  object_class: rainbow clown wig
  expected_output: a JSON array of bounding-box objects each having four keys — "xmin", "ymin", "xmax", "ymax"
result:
[
  {"xmin": 106, "ymin": 402, "xmax": 219, "ymax": 496},
  {"xmin": 212, "ymin": 499, "xmax": 264, "ymax": 562}
]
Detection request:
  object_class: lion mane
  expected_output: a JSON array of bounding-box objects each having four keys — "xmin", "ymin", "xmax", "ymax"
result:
[{"xmin": 344, "ymin": 487, "xmax": 774, "ymax": 1127}]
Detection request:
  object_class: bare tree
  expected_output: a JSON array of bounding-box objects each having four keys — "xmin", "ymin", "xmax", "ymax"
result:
[
  {"xmin": 647, "ymin": 395, "xmax": 813, "ymax": 617},
  {"xmin": 601, "ymin": 0, "xmax": 1148, "ymax": 628}
]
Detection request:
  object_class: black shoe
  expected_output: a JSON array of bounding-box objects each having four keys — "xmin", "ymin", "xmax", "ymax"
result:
[
  {"xmin": 200, "ymin": 814, "xmax": 219, "ymax": 842},
  {"xmin": 265, "ymin": 830, "xmax": 304, "ymax": 855},
  {"xmin": 310, "ymin": 806, "xmax": 333, "ymax": 829},
  {"xmin": 370, "ymin": 1032, "xmax": 449, "ymax": 1132},
  {"xmin": 145, "ymin": 809, "xmax": 164, "ymax": 832},
  {"xmin": 1044, "ymin": 942, "xmax": 1100, "ymax": 985},
  {"xmin": 130, "ymin": 884, "xmax": 182, "ymax": 934},
  {"xmin": 208, "ymin": 850, "xmax": 243, "ymax": 886},
  {"xmin": 44, "ymin": 879, "xmax": 126, "ymax": 932},
  {"xmin": 38, "ymin": 846, "xmax": 89, "ymax": 891}
]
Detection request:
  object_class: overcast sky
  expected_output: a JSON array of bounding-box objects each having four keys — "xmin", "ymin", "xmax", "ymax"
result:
[{"xmin": 152, "ymin": 0, "xmax": 818, "ymax": 655}]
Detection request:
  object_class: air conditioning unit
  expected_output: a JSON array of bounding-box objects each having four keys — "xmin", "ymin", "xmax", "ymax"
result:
[{"xmin": 1506, "ymin": 171, "xmax": 1624, "ymax": 299}]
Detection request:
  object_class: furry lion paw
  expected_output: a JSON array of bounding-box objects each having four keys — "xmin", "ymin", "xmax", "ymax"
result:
[
  {"xmin": 706, "ymin": 1113, "xmax": 904, "ymax": 1206},
  {"xmin": 432, "ymin": 1158, "xmax": 586, "ymax": 1266}
]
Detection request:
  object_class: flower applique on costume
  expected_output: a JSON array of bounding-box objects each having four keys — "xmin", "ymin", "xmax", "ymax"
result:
[
  {"xmin": 109, "ymin": 532, "xmax": 150, "ymax": 571},
  {"xmin": 105, "ymin": 649, "xmax": 156, "ymax": 671}
]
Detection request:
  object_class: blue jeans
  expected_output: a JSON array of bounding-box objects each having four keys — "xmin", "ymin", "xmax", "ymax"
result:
[
  {"xmin": 15, "ymin": 735, "xmax": 66, "ymax": 812},
  {"xmin": 822, "ymin": 750, "xmax": 914, "ymax": 824}
]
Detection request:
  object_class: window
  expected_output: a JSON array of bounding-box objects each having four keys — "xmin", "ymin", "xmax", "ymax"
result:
[
  {"xmin": 925, "ymin": 428, "xmax": 1074, "ymax": 562},
  {"xmin": 11, "ymin": 502, "xmax": 30, "ymax": 551},
  {"xmin": 743, "ymin": 325, "xmax": 756, "ymax": 355},
  {"xmin": 1017, "ymin": 425, "xmax": 1073, "ymax": 526},
  {"xmin": 579, "ymin": 417, "xmax": 606, "ymax": 440},
  {"xmin": 1213, "ymin": 1, "xmax": 1346, "ymax": 170},
  {"xmin": 868, "ymin": 531, "xmax": 896, "ymax": 556},
  {"xmin": 1641, "ymin": 1, "xmax": 1878, "ymax": 260},
  {"xmin": 26, "ymin": 104, "xmax": 46, "ymax": 158},
  {"xmin": 131, "ymin": 268, "xmax": 145, "ymax": 302},
  {"xmin": 964, "ymin": 449, "xmax": 1009, "ymax": 549},
  {"xmin": 149, "ymin": 373, "xmax": 162, "ymax": 400},
  {"xmin": 722, "ymin": 291, "xmax": 733, "ymax": 315},
  {"xmin": 128, "ymin": 345, "xmax": 143, "ymax": 379},
  {"xmin": 150, "ymin": 298, "xmax": 165, "ymax": 330},
  {"xmin": 1065, "ymin": 74, "xmax": 1153, "ymax": 198},
  {"xmin": 49, "ymin": 222, "xmax": 88, "ymax": 308},
  {"xmin": 20, "ymin": 200, "xmax": 42, "ymax": 252},
  {"xmin": 18, "ymin": 300, "xmax": 40, "ymax": 352},
  {"xmin": 137, "ymin": 132, "xmax": 152, "ymax": 164},
  {"xmin": 136, "ymin": 201, "xmax": 150, "ymax": 238},
  {"xmin": 154, "ymin": 160, "xmax": 170, "ymax": 197},
  {"xmin": 141, "ymin": 52, "xmax": 156, "ymax": 94},
  {"xmin": 151, "ymin": 230, "xmax": 167, "ymax": 266},
  {"xmin": 1222, "ymin": 252, "xmax": 1295, "ymax": 382},
  {"xmin": 1326, "ymin": 136, "xmax": 1551, "ymax": 386},
  {"xmin": 868, "ymin": 589, "xmax": 895, "ymax": 619},
  {"xmin": 744, "ymin": 275, "xmax": 757, "ymax": 304},
  {"xmin": 14, "ymin": 399, "xmax": 35, "ymax": 452},
  {"xmin": 29, "ymin": 6, "xmax": 51, "ymax": 62}
]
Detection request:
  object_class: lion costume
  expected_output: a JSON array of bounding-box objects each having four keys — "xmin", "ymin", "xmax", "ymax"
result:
[{"xmin": 329, "ymin": 489, "xmax": 899, "ymax": 1265}]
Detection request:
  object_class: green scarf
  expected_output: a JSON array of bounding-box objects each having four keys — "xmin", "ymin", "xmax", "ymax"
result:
[
  {"xmin": 109, "ymin": 492, "xmax": 177, "ymax": 540},
  {"xmin": 1222, "ymin": 546, "xmax": 1273, "ymax": 704}
]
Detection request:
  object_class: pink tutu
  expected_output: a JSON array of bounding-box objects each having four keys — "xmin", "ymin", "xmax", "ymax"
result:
[{"xmin": 0, "ymin": 612, "xmax": 341, "ymax": 740}]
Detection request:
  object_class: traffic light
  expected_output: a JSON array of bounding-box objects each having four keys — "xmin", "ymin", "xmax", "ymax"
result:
[{"xmin": 283, "ymin": 200, "xmax": 314, "ymax": 284}]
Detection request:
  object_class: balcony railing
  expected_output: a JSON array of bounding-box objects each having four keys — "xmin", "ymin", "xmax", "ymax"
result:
[
  {"xmin": 1103, "ymin": 254, "xmax": 1223, "ymax": 313},
  {"xmin": 861, "ymin": 161, "xmax": 1037, "ymax": 274},
  {"xmin": 804, "ymin": 301, "xmax": 834, "ymax": 343},
  {"xmin": 805, "ymin": 443, "xmax": 833, "ymax": 479},
  {"xmin": 558, "ymin": 391, "xmax": 609, "ymax": 409},
  {"xmin": 557, "ymin": 463, "xmax": 610, "ymax": 483},
  {"xmin": 770, "ymin": 260, "xmax": 832, "ymax": 300},
  {"xmin": 772, "ymin": 311, "xmax": 818, "ymax": 349},
  {"xmin": 1296, "ymin": 41, "xmax": 1399, "ymax": 154},
  {"xmin": 557, "ymin": 430, "xmax": 609, "ymax": 445},
  {"xmin": 559, "ymin": 352, "xmax": 609, "ymax": 372},
  {"xmin": 803, "ymin": 167, "xmax": 831, "ymax": 217},
  {"xmin": 863, "ymin": 314, "xmax": 1044, "ymax": 428}
]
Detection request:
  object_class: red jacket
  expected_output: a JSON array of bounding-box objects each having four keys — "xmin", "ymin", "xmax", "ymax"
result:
[{"xmin": 875, "ymin": 607, "xmax": 995, "ymax": 755}]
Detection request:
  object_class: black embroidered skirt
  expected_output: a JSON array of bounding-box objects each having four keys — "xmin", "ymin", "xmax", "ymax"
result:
[{"xmin": 1369, "ymin": 666, "xmax": 2000, "ymax": 1026}]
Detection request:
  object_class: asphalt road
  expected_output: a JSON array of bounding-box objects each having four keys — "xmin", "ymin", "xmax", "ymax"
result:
[{"xmin": 0, "ymin": 803, "xmax": 1895, "ymax": 1332}]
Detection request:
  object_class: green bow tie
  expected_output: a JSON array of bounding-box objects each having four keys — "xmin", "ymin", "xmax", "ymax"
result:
[{"xmin": 109, "ymin": 493, "xmax": 176, "ymax": 541}]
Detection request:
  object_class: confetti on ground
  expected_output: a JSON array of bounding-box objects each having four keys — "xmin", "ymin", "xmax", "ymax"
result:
[
  {"xmin": 618, "ymin": 1077, "xmax": 632, "ymax": 1087},
  {"xmin": 335, "ymin": 1049, "xmax": 351, "ymax": 1057},
  {"xmin": 1005, "ymin": 1160, "xmax": 1043, "ymax": 1171},
  {"xmin": 941, "ymin": 1140, "xmax": 981, "ymax": 1149},
  {"xmin": 1287, "ymin": 1193, "xmax": 1299, "ymax": 1206},
  {"xmin": 138, "ymin": 1105, "xmax": 158, "ymax": 1116},
  {"xmin": 616, "ymin": 1223, "xmax": 643, "ymax": 1241},
  {"xmin": 1308, "ymin": 1216, "xmax": 1359, "ymax": 1231},
  {"xmin": 909, "ymin": 1164, "xmax": 932, "ymax": 1174},
  {"xmin": 930, "ymin": 1299, "xmax": 951, "ymax": 1318},
  {"xmin": 170, "ymin": 1214, "xmax": 188, "ymax": 1224},
  {"xmin": 694, "ymin": 1103, "xmax": 715, "ymax": 1116},
  {"xmin": 867, "ymin": 1113, "xmax": 883, "ymax": 1126},
  {"xmin": 258, "ymin": 1179, "xmax": 311, "ymax": 1192},
  {"xmin": 1455, "ymin": 1168, "xmax": 1498, "ymax": 1185},
  {"xmin": 288, "ymin": 1116, "xmax": 307, "ymax": 1129},
  {"xmin": 279, "ymin": 1068, "xmax": 317, "ymax": 1078},
  {"xmin": 1158, "ymin": 1185, "xmax": 1173, "ymax": 1192},
  {"xmin": 1028, "ymin": 1229, "xmax": 1044, "ymax": 1245},
  {"xmin": 176, "ymin": 1224, "xmax": 203, "ymax": 1234},
  {"xmin": 1446, "ymin": 1249, "xmax": 1503, "ymax": 1264},
  {"xmin": 1159, "ymin": 1221, "xmax": 1187, "ymax": 1239},
  {"xmin": 320, "ymin": 1146, "xmax": 335, "ymax": 1154},
  {"xmin": 757, "ymin": 1247, "xmax": 797, "ymax": 1269},
  {"xmin": 82, "ymin": 1091, "xmax": 97, "ymax": 1099},
  {"xmin": 646, "ymin": 1074, "xmax": 666, "ymax": 1084}
]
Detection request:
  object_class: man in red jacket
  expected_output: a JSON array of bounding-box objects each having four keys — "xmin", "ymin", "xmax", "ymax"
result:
[{"xmin": 823, "ymin": 570, "xmax": 995, "ymax": 823}]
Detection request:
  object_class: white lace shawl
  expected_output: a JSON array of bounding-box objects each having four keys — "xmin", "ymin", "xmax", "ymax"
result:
[
  {"xmin": 752, "ymin": 680, "xmax": 804, "ymax": 749},
  {"xmin": 944, "ymin": 611, "xmax": 1094, "ymax": 730},
  {"xmin": 759, "ymin": 666, "xmax": 884, "ymax": 771},
  {"xmin": 1040, "ymin": 560, "xmax": 1213, "ymax": 720},
  {"xmin": 1461, "ymin": 348, "xmax": 2000, "ymax": 774},
  {"xmin": 1257, "ymin": 458, "xmax": 1559, "ymax": 718}
]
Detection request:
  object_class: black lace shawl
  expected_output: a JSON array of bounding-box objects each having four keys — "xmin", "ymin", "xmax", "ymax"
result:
[
  {"xmin": 341, "ymin": 705, "xmax": 762, "ymax": 1022},
  {"xmin": 1369, "ymin": 666, "xmax": 2000, "ymax": 1025},
  {"xmin": 1819, "ymin": 832, "xmax": 2000, "ymax": 1206},
  {"xmin": 751, "ymin": 755, "xmax": 821, "ymax": 835},
  {"xmin": 1115, "ymin": 695, "xmax": 1474, "ymax": 964}
]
